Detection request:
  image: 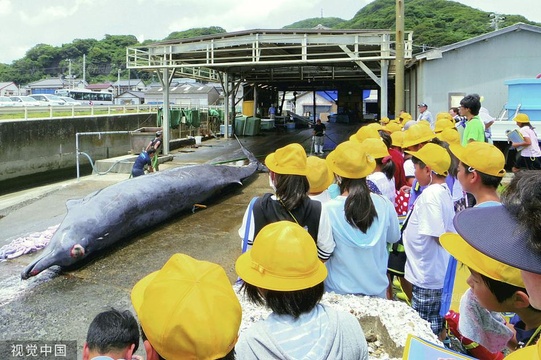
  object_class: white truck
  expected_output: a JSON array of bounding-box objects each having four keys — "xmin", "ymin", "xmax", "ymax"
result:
[{"xmin": 489, "ymin": 78, "xmax": 541, "ymax": 169}]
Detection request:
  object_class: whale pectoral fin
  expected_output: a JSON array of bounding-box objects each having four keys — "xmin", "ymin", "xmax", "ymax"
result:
[{"xmin": 192, "ymin": 204, "xmax": 208, "ymax": 213}]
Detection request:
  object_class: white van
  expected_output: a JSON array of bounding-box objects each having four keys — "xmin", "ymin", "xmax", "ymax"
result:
[{"xmin": 29, "ymin": 94, "xmax": 66, "ymax": 106}]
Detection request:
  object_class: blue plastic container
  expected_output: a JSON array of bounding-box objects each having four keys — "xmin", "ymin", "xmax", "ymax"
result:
[{"xmin": 505, "ymin": 78, "xmax": 541, "ymax": 121}]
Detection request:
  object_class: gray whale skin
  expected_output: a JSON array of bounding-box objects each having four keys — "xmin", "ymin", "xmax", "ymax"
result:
[{"xmin": 21, "ymin": 143, "xmax": 259, "ymax": 279}]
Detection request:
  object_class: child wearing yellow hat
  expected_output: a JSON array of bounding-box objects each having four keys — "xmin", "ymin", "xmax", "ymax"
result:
[
  {"xmin": 402, "ymin": 143, "xmax": 455, "ymax": 340},
  {"xmin": 440, "ymin": 232, "xmax": 541, "ymax": 357},
  {"xmin": 306, "ymin": 156, "xmax": 334, "ymax": 203},
  {"xmin": 323, "ymin": 141, "xmax": 400, "ymax": 298},
  {"xmin": 235, "ymin": 221, "xmax": 369, "ymax": 359},
  {"xmin": 511, "ymin": 113, "xmax": 541, "ymax": 170},
  {"xmin": 131, "ymin": 254, "xmax": 242, "ymax": 360},
  {"xmin": 238, "ymin": 143, "xmax": 335, "ymax": 261}
]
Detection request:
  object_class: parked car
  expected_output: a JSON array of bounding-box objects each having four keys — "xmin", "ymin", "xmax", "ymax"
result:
[
  {"xmin": 0, "ymin": 96, "xmax": 16, "ymax": 107},
  {"xmin": 59, "ymin": 97, "xmax": 82, "ymax": 106},
  {"xmin": 29, "ymin": 94, "xmax": 66, "ymax": 106},
  {"xmin": 10, "ymin": 96, "xmax": 41, "ymax": 106}
]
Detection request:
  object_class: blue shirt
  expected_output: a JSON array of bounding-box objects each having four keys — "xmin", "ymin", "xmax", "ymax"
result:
[{"xmin": 324, "ymin": 193, "xmax": 400, "ymax": 297}]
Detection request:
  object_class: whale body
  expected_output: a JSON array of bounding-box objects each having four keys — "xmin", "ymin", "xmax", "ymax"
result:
[{"xmin": 21, "ymin": 144, "xmax": 259, "ymax": 279}]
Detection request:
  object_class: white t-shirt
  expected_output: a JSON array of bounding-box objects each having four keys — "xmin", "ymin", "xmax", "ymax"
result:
[
  {"xmin": 403, "ymin": 159, "xmax": 415, "ymax": 178},
  {"xmin": 367, "ymin": 172, "xmax": 396, "ymax": 204},
  {"xmin": 519, "ymin": 126, "xmax": 541, "ymax": 157},
  {"xmin": 403, "ymin": 183, "xmax": 455, "ymax": 289}
]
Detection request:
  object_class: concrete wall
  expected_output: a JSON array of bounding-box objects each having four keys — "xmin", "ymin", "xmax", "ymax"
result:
[{"xmin": 0, "ymin": 114, "xmax": 157, "ymax": 182}]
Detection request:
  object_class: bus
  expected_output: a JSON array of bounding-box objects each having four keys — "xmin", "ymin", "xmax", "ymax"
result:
[{"xmin": 54, "ymin": 89, "xmax": 114, "ymax": 105}]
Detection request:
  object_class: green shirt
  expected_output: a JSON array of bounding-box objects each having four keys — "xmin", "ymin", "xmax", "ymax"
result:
[{"xmin": 461, "ymin": 115, "xmax": 485, "ymax": 146}]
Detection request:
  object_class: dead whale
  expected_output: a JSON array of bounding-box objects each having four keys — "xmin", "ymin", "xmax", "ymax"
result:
[{"xmin": 21, "ymin": 142, "xmax": 261, "ymax": 279}]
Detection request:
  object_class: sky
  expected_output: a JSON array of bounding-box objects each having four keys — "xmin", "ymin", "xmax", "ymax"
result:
[{"xmin": 1, "ymin": 0, "xmax": 540, "ymax": 64}]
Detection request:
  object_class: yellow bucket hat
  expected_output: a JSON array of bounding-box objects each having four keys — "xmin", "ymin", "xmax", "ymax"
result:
[
  {"xmin": 436, "ymin": 128, "xmax": 461, "ymax": 145},
  {"xmin": 450, "ymin": 142, "xmax": 505, "ymax": 177},
  {"xmin": 514, "ymin": 113, "xmax": 530, "ymax": 123},
  {"xmin": 362, "ymin": 137, "xmax": 390, "ymax": 159},
  {"xmin": 265, "ymin": 143, "xmax": 307, "ymax": 176},
  {"xmin": 326, "ymin": 140, "xmax": 376, "ymax": 179},
  {"xmin": 434, "ymin": 118, "xmax": 456, "ymax": 133},
  {"xmin": 440, "ymin": 232, "xmax": 525, "ymax": 288},
  {"xmin": 399, "ymin": 112, "xmax": 412, "ymax": 122},
  {"xmin": 306, "ymin": 156, "xmax": 334, "ymax": 193},
  {"xmin": 131, "ymin": 254, "xmax": 241, "ymax": 360},
  {"xmin": 391, "ymin": 131, "xmax": 405, "ymax": 148},
  {"xmin": 405, "ymin": 143, "xmax": 450, "ymax": 176},
  {"xmin": 402, "ymin": 123, "xmax": 435, "ymax": 148},
  {"xmin": 235, "ymin": 221, "xmax": 327, "ymax": 291},
  {"xmin": 349, "ymin": 125, "xmax": 381, "ymax": 143},
  {"xmin": 436, "ymin": 112, "xmax": 454, "ymax": 122},
  {"xmin": 383, "ymin": 122, "xmax": 402, "ymax": 133}
]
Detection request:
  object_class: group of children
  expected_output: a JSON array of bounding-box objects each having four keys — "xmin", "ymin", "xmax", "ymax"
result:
[{"xmin": 82, "ymin": 99, "xmax": 541, "ymax": 359}]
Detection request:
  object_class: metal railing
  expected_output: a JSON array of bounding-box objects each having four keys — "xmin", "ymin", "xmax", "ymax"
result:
[{"xmin": 0, "ymin": 104, "xmax": 159, "ymax": 121}]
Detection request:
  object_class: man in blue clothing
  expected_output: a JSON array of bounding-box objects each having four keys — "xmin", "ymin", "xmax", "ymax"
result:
[{"xmin": 131, "ymin": 148, "xmax": 155, "ymax": 178}]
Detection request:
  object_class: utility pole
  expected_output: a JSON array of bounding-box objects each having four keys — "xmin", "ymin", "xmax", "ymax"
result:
[
  {"xmin": 83, "ymin": 54, "xmax": 86, "ymax": 83},
  {"xmin": 68, "ymin": 59, "xmax": 72, "ymax": 89},
  {"xmin": 490, "ymin": 13, "xmax": 505, "ymax": 31},
  {"xmin": 117, "ymin": 68, "xmax": 121, "ymax": 96},
  {"xmin": 394, "ymin": 0, "xmax": 405, "ymax": 116}
]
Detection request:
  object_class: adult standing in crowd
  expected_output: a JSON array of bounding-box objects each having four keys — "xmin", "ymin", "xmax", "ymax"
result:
[
  {"xmin": 323, "ymin": 140, "xmax": 400, "ymax": 297},
  {"xmin": 511, "ymin": 113, "xmax": 541, "ymax": 170},
  {"xmin": 312, "ymin": 118, "xmax": 326, "ymax": 155},
  {"xmin": 268, "ymin": 104, "xmax": 276, "ymax": 120},
  {"xmin": 417, "ymin": 102, "xmax": 434, "ymax": 129},
  {"xmin": 459, "ymin": 94, "xmax": 485, "ymax": 145}
]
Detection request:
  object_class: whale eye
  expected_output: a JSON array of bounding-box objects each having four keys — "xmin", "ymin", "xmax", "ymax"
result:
[{"xmin": 70, "ymin": 244, "xmax": 85, "ymax": 258}]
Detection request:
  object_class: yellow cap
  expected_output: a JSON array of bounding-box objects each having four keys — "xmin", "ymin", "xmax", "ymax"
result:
[
  {"xmin": 503, "ymin": 340, "xmax": 539, "ymax": 359},
  {"xmin": 367, "ymin": 122, "xmax": 384, "ymax": 131},
  {"xmin": 235, "ymin": 221, "xmax": 328, "ymax": 291},
  {"xmin": 383, "ymin": 122, "xmax": 402, "ymax": 133},
  {"xmin": 450, "ymin": 142, "xmax": 505, "ymax": 177},
  {"xmin": 131, "ymin": 254, "xmax": 241, "ymax": 360},
  {"xmin": 440, "ymin": 233, "xmax": 525, "ymax": 288},
  {"xmin": 405, "ymin": 143, "xmax": 450, "ymax": 176},
  {"xmin": 379, "ymin": 116, "xmax": 390, "ymax": 124},
  {"xmin": 436, "ymin": 128, "xmax": 461, "ymax": 145},
  {"xmin": 399, "ymin": 112, "xmax": 412, "ymax": 122},
  {"xmin": 326, "ymin": 140, "xmax": 376, "ymax": 179},
  {"xmin": 514, "ymin": 113, "xmax": 530, "ymax": 123},
  {"xmin": 402, "ymin": 123, "xmax": 435, "ymax": 148},
  {"xmin": 436, "ymin": 112, "xmax": 454, "ymax": 122},
  {"xmin": 434, "ymin": 118, "xmax": 456, "ymax": 133},
  {"xmin": 265, "ymin": 143, "xmax": 307, "ymax": 176},
  {"xmin": 349, "ymin": 126, "xmax": 381, "ymax": 143},
  {"xmin": 391, "ymin": 131, "xmax": 405, "ymax": 148},
  {"xmin": 362, "ymin": 137, "xmax": 390, "ymax": 159},
  {"xmin": 306, "ymin": 156, "xmax": 334, "ymax": 193}
]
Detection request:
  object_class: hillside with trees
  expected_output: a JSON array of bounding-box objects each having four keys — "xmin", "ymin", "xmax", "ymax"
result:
[{"xmin": 0, "ymin": 0, "xmax": 538, "ymax": 86}]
